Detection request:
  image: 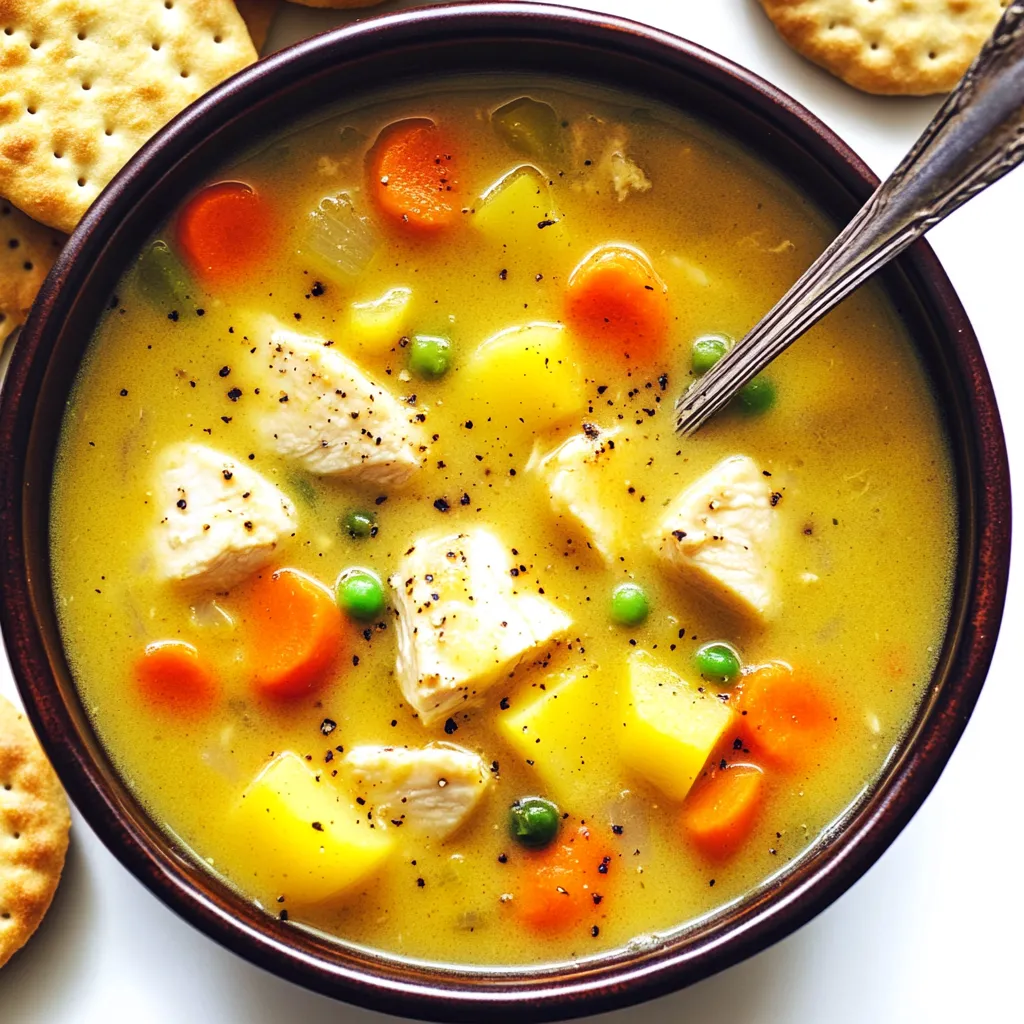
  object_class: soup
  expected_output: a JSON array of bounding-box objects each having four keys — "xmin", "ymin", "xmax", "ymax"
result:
[{"xmin": 50, "ymin": 80, "xmax": 955, "ymax": 965}]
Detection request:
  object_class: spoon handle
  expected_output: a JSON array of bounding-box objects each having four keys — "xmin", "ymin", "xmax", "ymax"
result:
[{"xmin": 675, "ymin": 1, "xmax": 1024, "ymax": 434}]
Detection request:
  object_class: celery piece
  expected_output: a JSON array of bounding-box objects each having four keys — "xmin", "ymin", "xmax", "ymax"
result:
[
  {"xmin": 492, "ymin": 97, "xmax": 562, "ymax": 162},
  {"xmin": 136, "ymin": 240, "xmax": 193, "ymax": 310}
]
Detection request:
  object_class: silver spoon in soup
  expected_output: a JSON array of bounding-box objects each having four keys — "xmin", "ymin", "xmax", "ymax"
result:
[{"xmin": 676, "ymin": 0, "xmax": 1024, "ymax": 434}]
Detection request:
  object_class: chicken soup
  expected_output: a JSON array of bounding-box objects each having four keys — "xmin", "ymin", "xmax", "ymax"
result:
[{"xmin": 50, "ymin": 80, "xmax": 956, "ymax": 965}]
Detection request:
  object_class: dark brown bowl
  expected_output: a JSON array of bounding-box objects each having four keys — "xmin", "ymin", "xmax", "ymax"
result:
[{"xmin": 0, "ymin": 3, "xmax": 1011, "ymax": 1020}]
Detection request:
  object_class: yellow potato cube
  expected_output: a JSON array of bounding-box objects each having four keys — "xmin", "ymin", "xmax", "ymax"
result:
[
  {"xmin": 498, "ymin": 667, "xmax": 618, "ymax": 810},
  {"xmin": 459, "ymin": 321, "xmax": 584, "ymax": 434},
  {"xmin": 231, "ymin": 752, "xmax": 393, "ymax": 906},
  {"xmin": 348, "ymin": 286, "xmax": 412, "ymax": 355},
  {"xmin": 619, "ymin": 652, "xmax": 734, "ymax": 802},
  {"xmin": 472, "ymin": 165, "xmax": 572, "ymax": 275}
]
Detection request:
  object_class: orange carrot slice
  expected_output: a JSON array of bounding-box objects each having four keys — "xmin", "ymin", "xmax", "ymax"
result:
[
  {"xmin": 735, "ymin": 661, "xmax": 833, "ymax": 768},
  {"xmin": 249, "ymin": 568, "xmax": 345, "ymax": 699},
  {"xmin": 369, "ymin": 120, "xmax": 458, "ymax": 231},
  {"xmin": 176, "ymin": 181, "xmax": 275, "ymax": 285},
  {"xmin": 134, "ymin": 640, "xmax": 219, "ymax": 716},
  {"xmin": 565, "ymin": 244, "xmax": 669, "ymax": 362},
  {"xmin": 515, "ymin": 826, "xmax": 614, "ymax": 933},
  {"xmin": 682, "ymin": 763, "xmax": 764, "ymax": 859}
]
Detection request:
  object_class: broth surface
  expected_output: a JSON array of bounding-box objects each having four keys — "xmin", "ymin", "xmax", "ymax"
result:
[{"xmin": 51, "ymin": 80, "xmax": 955, "ymax": 965}]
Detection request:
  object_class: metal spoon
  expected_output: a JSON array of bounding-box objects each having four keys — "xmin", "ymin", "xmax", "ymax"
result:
[{"xmin": 676, "ymin": 0, "xmax": 1024, "ymax": 434}]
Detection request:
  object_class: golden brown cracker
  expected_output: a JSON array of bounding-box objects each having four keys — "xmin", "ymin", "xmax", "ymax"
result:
[
  {"xmin": 234, "ymin": 0, "xmax": 279, "ymax": 53},
  {"xmin": 0, "ymin": 1, "xmax": 258, "ymax": 234},
  {"xmin": 0, "ymin": 694, "xmax": 71, "ymax": 969},
  {"xmin": 0, "ymin": 200, "xmax": 65, "ymax": 342},
  {"xmin": 757, "ymin": 0, "xmax": 1007, "ymax": 95}
]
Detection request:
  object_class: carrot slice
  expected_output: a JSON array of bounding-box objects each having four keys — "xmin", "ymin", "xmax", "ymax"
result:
[
  {"xmin": 735, "ymin": 661, "xmax": 833, "ymax": 768},
  {"xmin": 565, "ymin": 244, "xmax": 669, "ymax": 362},
  {"xmin": 135, "ymin": 640, "xmax": 219, "ymax": 716},
  {"xmin": 369, "ymin": 120, "xmax": 458, "ymax": 231},
  {"xmin": 515, "ymin": 826, "xmax": 614, "ymax": 933},
  {"xmin": 248, "ymin": 568, "xmax": 345, "ymax": 699},
  {"xmin": 682, "ymin": 763, "xmax": 764, "ymax": 859},
  {"xmin": 176, "ymin": 181, "xmax": 275, "ymax": 286}
]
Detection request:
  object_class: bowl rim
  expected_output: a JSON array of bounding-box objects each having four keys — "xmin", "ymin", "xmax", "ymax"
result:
[{"xmin": 0, "ymin": 2, "xmax": 1011, "ymax": 1019}]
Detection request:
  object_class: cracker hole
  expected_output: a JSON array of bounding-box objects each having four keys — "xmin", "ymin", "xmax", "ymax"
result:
[
  {"xmin": 929, "ymin": 51, "xmax": 937, "ymax": 60},
  {"xmin": 23, "ymin": 261, "xmax": 33, "ymax": 271},
  {"xmin": 828, "ymin": 21, "xmax": 836, "ymax": 29},
  {"xmin": 77, "ymin": 177, "xmax": 87, "ymax": 187},
  {"xmin": 1, "ymin": 912, "xmax": 10, "ymax": 920},
  {"xmin": 0, "ymin": 313, "xmax": 7, "ymax": 325},
  {"xmin": 870, "ymin": 42, "xmax": 879, "ymax": 50},
  {"xmin": 2, "ymin": 783, "xmax": 10, "ymax": 791},
  {"xmin": 105, "ymin": 128, "xmax": 113, "ymax": 137},
  {"xmin": 81, "ymin": 81, "xmax": 92, "ymax": 91},
  {"xmin": 27, "ymin": 106, "xmax": 36, "ymax": 115},
  {"xmin": 77, "ymin": 31, "xmax": 87, "ymax": 41},
  {"xmin": 152, "ymin": 41, "xmax": 161, "ymax": 51},
  {"xmin": 54, "ymin": 151, "xmax": 63, "ymax": 160},
  {"xmin": 11, "ymin": 832, "xmax": 20, "ymax": 840},
  {"xmin": 30, "ymin": 40, "xmax": 39, "ymax": 49},
  {"xmin": 214, "ymin": 35, "xmax": 223, "ymax": 44},
  {"xmin": 180, "ymin": 70, "xmax": 190, "ymax": 78},
  {"xmin": 3, "ymin": 28, "xmax": 12, "ymax": 36},
  {"xmin": 165, "ymin": 0, "xmax": 174, "ymax": 7}
]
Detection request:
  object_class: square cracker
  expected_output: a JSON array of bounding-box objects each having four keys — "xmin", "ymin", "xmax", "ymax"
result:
[
  {"xmin": 0, "ymin": 199, "xmax": 64, "ymax": 343},
  {"xmin": 0, "ymin": 1, "xmax": 257, "ymax": 234},
  {"xmin": 233, "ymin": 0, "xmax": 279, "ymax": 54},
  {"xmin": 757, "ymin": 0, "xmax": 1007, "ymax": 95}
]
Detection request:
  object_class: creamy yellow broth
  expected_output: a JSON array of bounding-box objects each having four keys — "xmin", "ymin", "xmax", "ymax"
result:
[{"xmin": 51, "ymin": 81, "xmax": 955, "ymax": 965}]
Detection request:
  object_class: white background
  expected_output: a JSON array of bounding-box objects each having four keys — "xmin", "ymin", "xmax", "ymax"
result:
[{"xmin": 2, "ymin": 1, "xmax": 1020, "ymax": 1020}]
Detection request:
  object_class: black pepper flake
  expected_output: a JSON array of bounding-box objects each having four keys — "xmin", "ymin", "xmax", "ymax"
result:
[
  {"xmin": 464, "ymin": 420, "xmax": 473, "ymax": 429},
  {"xmin": 375, "ymin": 495, "xmax": 388, "ymax": 505},
  {"xmin": 416, "ymin": 878, "xmax": 426, "ymax": 888},
  {"xmin": 537, "ymin": 219, "xmax": 556, "ymax": 229},
  {"xmin": 219, "ymin": 366, "xmax": 231, "ymax": 377},
  {"xmin": 196, "ymin": 308, "xmax": 205, "ymax": 317},
  {"xmin": 592, "ymin": 893, "xmax": 603, "ymax": 905},
  {"xmin": 658, "ymin": 374, "xmax": 668, "ymax": 390},
  {"xmin": 311, "ymin": 821, "xmax": 324, "ymax": 832},
  {"xmin": 176, "ymin": 499, "xmax": 187, "ymax": 510},
  {"xmin": 279, "ymin": 909, "xmax": 289, "ymax": 922},
  {"xmin": 499, "ymin": 696, "xmax": 510, "ymax": 710},
  {"xmin": 611, "ymin": 824, "xmax": 624, "ymax": 835},
  {"xmin": 356, "ymin": 797, "xmax": 366, "ymax": 806},
  {"xmin": 460, "ymin": 492, "xmax": 471, "ymax": 506},
  {"xmin": 709, "ymin": 879, "xmax": 716, "ymax": 887},
  {"xmin": 119, "ymin": 388, "xmax": 128, "ymax": 397},
  {"xmin": 227, "ymin": 387, "xmax": 243, "ymax": 402},
  {"xmin": 168, "ymin": 310, "xmax": 179, "ymax": 322},
  {"xmin": 352, "ymin": 655, "xmax": 360, "ymax": 666},
  {"xmin": 222, "ymin": 469, "xmax": 233, "ymax": 480},
  {"xmin": 433, "ymin": 497, "xmax": 450, "ymax": 512},
  {"xmin": 770, "ymin": 491, "xmax": 783, "ymax": 507},
  {"xmin": 591, "ymin": 926, "xmax": 600, "ymax": 937},
  {"xmin": 320, "ymin": 718, "xmax": 337, "ymax": 736},
  {"xmin": 444, "ymin": 717, "xmax": 458, "ymax": 735},
  {"xmin": 498, "ymin": 268, "xmax": 507, "ymax": 280},
  {"xmin": 311, "ymin": 281, "xmax": 325, "ymax": 296},
  {"xmin": 498, "ymin": 853, "xmax": 508, "ymax": 864}
]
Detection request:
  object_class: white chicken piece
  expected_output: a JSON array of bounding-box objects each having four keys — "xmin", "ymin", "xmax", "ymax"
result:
[
  {"xmin": 342, "ymin": 743, "xmax": 491, "ymax": 840},
  {"xmin": 571, "ymin": 117, "xmax": 651, "ymax": 201},
  {"xmin": 528, "ymin": 425, "xmax": 625, "ymax": 564},
  {"xmin": 152, "ymin": 442, "xmax": 296, "ymax": 589},
  {"xmin": 649, "ymin": 455, "xmax": 778, "ymax": 619},
  {"xmin": 601, "ymin": 142, "xmax": 652, "ymax": 201},
  {"xmin": 246, "ymin": 319, "xmax": 426, "ymax": 485},
  {"xmin": 390, "ymin": 528, "xmax": 572, "ymax": 727}
]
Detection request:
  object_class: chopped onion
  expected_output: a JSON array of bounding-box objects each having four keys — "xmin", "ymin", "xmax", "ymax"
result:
[{"xmin": 302, "ymin": 191, "xmax": 378, "ymax": 280}]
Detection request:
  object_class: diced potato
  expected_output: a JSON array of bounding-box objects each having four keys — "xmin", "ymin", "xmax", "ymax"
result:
[
  {"xmin": 498, "ymin": 668, "xmax": 618, "ymax": 809},
  {"xmin": 619, "ymin": 652, "xmax": 733, "ymax": 802},
  {"xmin": 459, "ymin": 321, "xmax": 584, "ymax": 433},
  {"xmin": 348, "ymin": 286, "xmax": 412, "ymax": 355},
  {"xmin": 472, "ymin": 165, "xmax": 571, "ymax": 273},
  {"xmin": 231, "ymin": 752, "xmax": 393, "ymax": 906}
]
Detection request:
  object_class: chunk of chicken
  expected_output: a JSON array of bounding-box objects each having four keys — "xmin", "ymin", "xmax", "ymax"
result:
[
  {"xmin": 152, "ymin": 442, "xmax": 296, "ymax": 589},
  {"xmin": 391, "ymin": 528, "xmax": 572, "ymax": 726},
  {"xmin": 246, "ymin": 319, "xmax": 426, "ymax": 485},
  {"xmin": 528, "ymin": 425, "xmax": 625, "ymax": 564},
  {"xmin": 571, "ymin": 117, "xmax": 652, "ymax": 201},
  {"xmin": 342, "ymin": 743, "xmax": 491, "ymax": 840},
  {"xmin": 649, "ymin": 455, "xmax": 777, "ymax": 619}
]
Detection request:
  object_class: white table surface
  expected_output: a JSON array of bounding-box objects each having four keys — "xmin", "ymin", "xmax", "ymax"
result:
[{"xmin": 2, "ymin": 1, "xmax": 1020, "ymax": 1020}]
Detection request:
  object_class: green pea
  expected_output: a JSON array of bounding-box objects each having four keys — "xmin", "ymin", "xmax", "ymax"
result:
[
  {"xmin": 336, "ymin": 567, "xmax": 386, "ymax": 621},
  {"xmin": 343, "ymin": 509, "xmax": 377, "ymax": 538},
  {"xmin": 136, "ymin": 239, "xmax": 193, "ymax": 309},
  {"xmin": 691, "ymin": 334, "xmax": 730, "ymax": 374},
  {"xmin": 408, "ymin": 333, "xmax": 452, "ymax": 380},
  {"xmin": 492, "ymin": 97, "xmax": 562, "ymax": 161},
  {"xmin": 610, "ymin": 582, "xmax": 650, "ymax": 627},
  {"xmin": 508, "ymin": 796, "xmax": 561, "ymax": 849},
  {"xmin": 738, "ymin": 375, "xmax": 776, "ymax": 415},
  {"xmin": 694, "ymin": 642, "xmax": 742, "ymax": 684}
]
